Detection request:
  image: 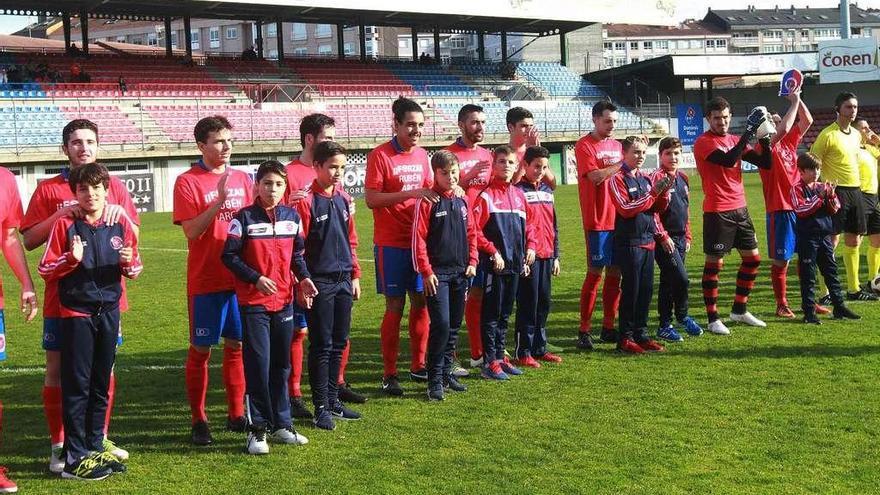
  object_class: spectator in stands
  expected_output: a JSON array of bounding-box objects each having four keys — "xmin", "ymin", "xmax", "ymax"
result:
[
  {"xmin": 242, "ymin": 46, "xmax": 258, "ymax": 61},
  {"xmin": 0, "ymin": 66, "xmax": 7, "ymax": 85},
  {"xmin": 118, "ymin": 77, "xmax": 127, "ymax": 97},
  {"xmin": 69, "ymin": 43, "xmax": 81, "ymax": 56}
]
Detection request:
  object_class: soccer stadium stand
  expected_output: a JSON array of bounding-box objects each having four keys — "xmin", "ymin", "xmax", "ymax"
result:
[{"xmin": 515, "ymin": 61, "xmax": 605, "ymax": 98}]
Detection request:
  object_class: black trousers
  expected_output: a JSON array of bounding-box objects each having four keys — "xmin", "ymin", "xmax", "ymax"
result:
[
  {"xmin": 515, "ymin": 258, "xmax": 552, "ymax": 358},
  {"xmin": 616, "ymin": 246, "xmax": 654, "ymax": 343},
  {"xmin": 425, "ymin": 273, "xmax": 467, "ymax": 389},
  {"xmin": 242, "ymin": 304, "xmax": 294, "ymax": 430},
  {"xmin": 60, "ymin": 308, "xmax": 119, "ymax": 463},
  {"xmin": 797, "ymin": 233, "xmax": 844, "ymax": 315},
  {"xmin": 656, "ymin": 234, "xmax": 689, "ymax": 327},
  {"xmin": 306, "ymin": 277, "xmax": 352, "ymax": 411},
  {"xmin": 481, "ymin": 271, "xmax": 518, "ymax": 363}
]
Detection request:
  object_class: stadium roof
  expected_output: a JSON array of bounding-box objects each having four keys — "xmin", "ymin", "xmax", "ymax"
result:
[
  {"xmin": 704, "ymin": 4, "xmax": 880, "ymax": 29},
  {"xmin": 2, "ymin": 0, "xmax": 676, "ymax": 34}
]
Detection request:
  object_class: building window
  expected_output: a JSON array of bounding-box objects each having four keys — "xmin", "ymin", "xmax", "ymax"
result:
[
  {"xmin": 315, "ymin": 24, "xmax": 332, "ymax": 38},
  {"xmin": 268, "ymin": 48, "xmax": 278, "ymax": 59},
  {"xmin": 191, "ymin": 29, "xmax": 200, "ymax": 49},
  {"xmin": 642, "ymin": 41, "xmax": 653, "ymax": 50},
  {"xmin": 292, "ymin": 23, "xmax": 306, "ymax": 41},
  {"xmin": 614, "ymin": 57, "xmax": 626, "ymax": 66},
  {"xmin": 655, "ymin": 40, "xmax": 669, "ymax": 50},
  {"xmin": 293, "ymin": 47, "xmax": 307, "ymax": 56},
  {"xmin": 629, "ymin": 41, "xmax": 638, "ymax": 50},
  {"xmin": 603, "ymin": 42, "xmax": 612, "ymax": 50},
  {"xmin": 171, "ymin": 32, "xmax": 178, "ymax": 48},
  {"xmin": 603, "ymin": 57, "xmax": 613, "ymax": 67},
  {"xmin": 689, "ymin": 39, "xmax": 702, "ymax": 49},
  {"xmin": 226, "ymin": 27, "xmax": 238, "ymax": 40},
  {"xmin": 677, "ymin": 40, "xmax": 689, "ymax": 49},
  {"xmin": 209, "ymin": 27, "xmax": 220, "ymax": 48},
  {"xmin": 715, "ymin": 39, "xmax": 727, "ymax": 49},
  {"xmin": 800, "ymin": 29, "xmax": 810, "ymax": 39},
  {"xmin": 399, "ymin": 38, "xmax": 411, "ymax": 50},
  {"xmin": 318, "ymin": 44, "xmax": 332, "ymax": 56},
  {"xmin": 344, "ymin": 42, "xmax": 354, "ymax": 55},
  {"xmin": 267, "ymin": 23, "xmax": 277, "ymax": 38},
  {"xmin": 764, "ymin": 30, "xmax": 783, "ymax": 41},
  {"xmin": 613, "ymin": 41, "xmax": 625, "ymax": 51},
  {"xmin": 815, "ymin": 28, "xmax": 839, "ymax": 39},
  {"xmin": 706, "ymin": 39, "xmax": 715, "ymax": 49},
  {"xmin": 762, "ymin": 44, "xmax": 784, "ymax": 53},
  {"xmin": 117, "ymin": 35, "xmax": 127, "ymax": 43},
  {"xmin": 449, "ymin": 37, "xmax": 465, "ymax": 49},
  {"xmin": 148, "ymin": 32, "xmax": 158, "ymax": 46},
  {"xmin": 631, "ymin": 57, "xmax": 639, "ymax": 63}
]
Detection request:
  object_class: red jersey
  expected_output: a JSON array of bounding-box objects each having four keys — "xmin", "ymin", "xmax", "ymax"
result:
[
  {"xmin": 758, "ymin": 126, "xmax": 802, "ymax": 212},
  {"xmin": 283, "ymin": 159, "xmax": 317, "ymax": 204},
  {"xmin": 172, "ymin": 163, "xmax": 254, "ymax": 296},
  {"xmin": 575, "ymin": 133, "xmax": 622, "ymax": 232},
  {"xmin": 22, "ymin": 169, "xmax": 140, "ymax": 317},
  {"xmin": 365, "ymin": 138, "xmax": 432, "ymax": 249},
  {"xmin": 0, "ymin": 167, "xmax": 23, "ymax": 310},
  {"xmin": 694, "ymin": 131, "xmax": 755, "ymax": 213},
  {"xmin": 444, "ymin": 139, "xmax": 492, "ymax": 192}
]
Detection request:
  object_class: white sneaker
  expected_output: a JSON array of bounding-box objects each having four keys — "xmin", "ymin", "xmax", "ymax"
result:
[
  {"xmin": 102, "ymin": 437, "xmax": 129, "ymax": 461},
  {"xmin": 730, "ymin": 311, "xmax": 767, "ymax": 327},
  {"xmin": 49, "ymin": 443, "xmax": 65, "ymax": 474},
  {"xmin": 246, "ymin": 429, "xmax": 270, "ymax": 455},
  {"xmin": 270, "ymin": 427, "xmax": 308, "ymax": 446},
  {"xmin": 707, "ymin": 320, "xmax": 731, "ymax": 335},
  {"xmin": 468, "ymin": 356, "xmax": 484, "ymax": 368},
  {"xmin": 451, "ymin": 363, "xmax": 469, "ymax": 378}
]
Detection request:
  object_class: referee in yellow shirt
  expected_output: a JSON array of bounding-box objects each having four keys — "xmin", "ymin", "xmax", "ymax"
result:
[
  {"xmin": 855, "ymin": 118, "xmax": 880, "ymax": 283},
  {"xmin": 810, "ymin": 92, "xmax": 876, "ymax": 300}
]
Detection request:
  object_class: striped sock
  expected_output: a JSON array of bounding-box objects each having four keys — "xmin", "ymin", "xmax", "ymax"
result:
[
  {"xmin": 733, "ymin": 254, "xmax": 761, "ymax": 314},
  {"xmin": 702, "ymin": 260, "xmax": 723, "ymax": 323}
]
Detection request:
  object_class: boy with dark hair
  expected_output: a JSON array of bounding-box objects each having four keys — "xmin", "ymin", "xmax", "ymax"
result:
[
  {"xmin": 473, "ymin": 145, "xmax": 535, "ymax": 380},
  {"xmin": 222, "ymin": 160, "xmax": 311, "ymax": 454},
  {"xmin": 412, "ymin": 150, "xmax": 477, "ymax": 400},
  {"xmin": 507, "ymin": 106, "xmax": 557, "ymax": 188},
  {"xmin": 514, "ymin": 146, "xmax": 562, "ymax": 367},
  {"xmin": 792, "ymin": 153, "xmax": 860, "ymax": 323},
  {"xmin": 39, "ymin": 163, "xmax": 142, "ymax": 480},
  {"xmin": 296, "ymin": 141, "xmax": 363, "ymax": 429},
  {"xmin": 174, "ymin": 115, "xmax": 253, "ymax": 445}
]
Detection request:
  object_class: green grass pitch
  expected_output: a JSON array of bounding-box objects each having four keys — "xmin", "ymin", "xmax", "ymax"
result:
[{"xmin": 1, "ymin": 172, "xmax": 879, "ymax": 494}]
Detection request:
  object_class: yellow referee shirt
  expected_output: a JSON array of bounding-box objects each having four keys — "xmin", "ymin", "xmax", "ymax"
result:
[
  {"xmin": 810, "ymin": 122, "xmax": 863, "ymax": 187},
  {"xmin": 858, "ymin": 144, "xmax": 880, "ymax": 194}
]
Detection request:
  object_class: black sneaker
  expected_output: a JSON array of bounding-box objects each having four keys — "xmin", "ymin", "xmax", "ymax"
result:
[
  {"xmin": 847, "ymin": 290, "xmax": 878, "ymax": 301},
  {"xmin": 427, "ymin": 387, "xmax": 445, "ymax": 401},
  {"xmin": 444, "ymin": 375, "xmax": 468, "ymax": 392},
  {"xmin": 290, "ymin": 397, "xmax": 314, "ymax": 419},
  {"xmin": 833, "ymin": 304, "xmax": 861, "ymax": 320},
  {"xmin": 382, "ymin": 375, "xmax": 404, "ymax": 396},
  {"xmin": 191, "ymin": 420, "xmax": 213, "ymax": 446},
  {"xmin": 600, "ymin": 328, "xmax": 617, "ymax": 343},
  {"xmin": 61, "ymin": 453, "xmax": 114, "ymax": 480},
  {"xmin": 819, "ymin": 293, "xmax": 833, "ymax": 305},
  {"xmin": 576, "ymin": 332, "xmax": 594, "ymax": 350},
  {"xmin": 409, "ymin": 368, "xmax": 428, "ymax": 382},
  {"xmin": 330, "ymin": 401, "xmax": 361, "ymax": 421},
  {"xmin": 226, "ymin": 415, "xmax": 248, "ymax": 432},
  {"xmin": 313, "ymin": 408, "xmax": 336, "ymax": 431},
  {"xmin": 337, "ymin": 383, "xmax": 367, "ymax": 404},
  {"xmin": 803, "ymin": 314, "xmax": 822, "ymax": 325}
]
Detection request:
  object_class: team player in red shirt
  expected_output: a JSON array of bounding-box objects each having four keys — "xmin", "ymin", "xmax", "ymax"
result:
[
  {"xmin": 366, "ymin": 97, "xmax": 434, "ymax": 396},
  {"xmin": 284, "ymin": 114, "xmax": 365, "ymax": 418},
  {"xmin": 574, "ymin": 101, "xmax": 623, "ymax": 349},
  {"xmin": 507, "ymin": 107, "xmax": 557, "ymax": 188},
  {"xmin": 444, "ymin": 104, "xmax": 492, "ymax": 371},
  {"xmin": 694, "ymin": 97, "xmax": 772, "ymax": 335},
  {"xmin": 173, "ymin": 116, "xmax": 254, "ymax": 445},
  {"xmin": 21, "ymin": 119, "xmax": 138, "ymax": 473},
  {"xmin": 0, "ymin": 165, "xmax": 39, "ymax": 493},
  {"xmin": 758, "ymin": 91, "xmax": 814, "ymax": 318}
]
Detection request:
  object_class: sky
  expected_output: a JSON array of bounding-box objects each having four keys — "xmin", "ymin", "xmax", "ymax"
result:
[{"xmin": 0, "ymin": 1, "xmax": 869, "ymax": 35}]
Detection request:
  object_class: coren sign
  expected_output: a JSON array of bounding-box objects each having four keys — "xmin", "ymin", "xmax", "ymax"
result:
[{"xmin": 819, "ymin": 37, "xmax": 880, "ymax": 84}]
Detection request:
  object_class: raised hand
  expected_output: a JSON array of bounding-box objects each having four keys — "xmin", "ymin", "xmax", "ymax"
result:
[
  {"xmin": 71, "ymin": 234, "xmax": 84, "ymax": 262},
  {"xmin": 119, "ymin": 242, "xmax": 133, "ymax": 265}
]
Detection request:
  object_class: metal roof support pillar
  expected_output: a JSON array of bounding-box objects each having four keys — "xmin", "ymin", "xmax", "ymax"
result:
[
  {"xmin": 62, "ymin": 13, "xmax": 72, "ymax": 54},
  {"xmin": 337, "ymin": 23, "xmax": 345, "ymax": 60},
  {"xmin": 164, "ymin": 17, "xmax": 173, "ymax": 58},
  {"xmin": 359, "ymin": 22, "xmax": 367, "ymax": 61},
  {"xmin": 256, "ymin": 21, "xmax": 264, "ymax": 59},
  {"xmin": 477, "ymin": 31, "xmax": 485, "ymax": 62},
  {"xmin": 433, "ymin": 28, "xmax": 441, "ymax": 62},
  {"xmin": 79, "ymin": 8, "xmax": 89, "ymax": 56},
  {"xmin": 501, "ymin": 30, "xmax": 508, "ymax": 62},
  {"xmin": 275, "ymin": 19, "xmax": 284, "ymax": 67},
  {"xmin": 560, "ymin": 30, "xmax": 568, "ymax": 66},
  {"xmin": 183, "ymin": 16, "xmax": 193, "ymax": 62},
  {"xmin": 412, "ymin": 27, "xmax": 419, "ymax": 61}
]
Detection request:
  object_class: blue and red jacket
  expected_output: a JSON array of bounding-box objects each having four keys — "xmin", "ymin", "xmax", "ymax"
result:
[
  {"xmin": 295, "ymin": 182, "xmax": 361, "ymax": 281},
  {"xmin": 38, "ymin": 215, "xmax": 142, "ymax": 318},
  {"xmin": 609, "ymin": 163, "xmax": 669, "ymax": 249},
  {"xmin": 411, "ymin": 188, "xmax": 478, "ymax": 278},
  {"xmin": 473, "ymin": 178, "xmax": 536, "ymax": 275},
  {"xmin": 222, "ymin": 198, "xmax": 308, "ymax": 311},
  {"xmin": 650, "ymin": 167, "xmax": 692, "ymax": 243},
  {"xmin": 791, "ymin": 179, "xmax": 840, "ymax": 236},
  {"xmin": 516, "ymin": 179, "xmax": 558, "ymax": 259}
]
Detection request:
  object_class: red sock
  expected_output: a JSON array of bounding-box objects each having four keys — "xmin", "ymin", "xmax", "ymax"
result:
[
  {"xmin": 409, "ymin": 306, "xmax": 429, "ymax": 372},
  {"xmin": 222, "ymin": 346, "xmax": 245, "ymax": 420},
  {"xmin": 579, "ymin": 272, "xmax": 602, "ymax": 332},
  {"xmin": 185, "ymin": 346, "xmax": 210, "ymax": 424},
  {"xmin": 771, "ymin": 264, "xmax": 788, "ymax": 307},
  {"xmin": 42, "ymin": 385, "xmax": 64, "ymax": 444},
  {"xmin": 733, "ymin": 254, "xmax": 761, "ymax": 314},
  {"xmin": 103, "ymin": 372, "xmax": 116, "ymax": 435},
  {"xmin": 464, "ymin": 294, "xmax": 483, "ymax": 359},
  {"xmin": 702, "ymin": 260, "xmax": 723, "ymax": 323},
  {"xmin": 601, "ymin": 272, "xmax": 621, "ymax": 330},
  {"xmin": 380, "ymin": 310, "xmax": 403, "ymax": 378},
  {"xmin": 289, "ymin": 332, "xmax": 305, "ymax": 398},
  {"xmin": 337, "ymin": 340, "xmax": 350, "ymax": 386}
]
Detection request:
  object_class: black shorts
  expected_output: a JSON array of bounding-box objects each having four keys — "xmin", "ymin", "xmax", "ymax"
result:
[
  {"xmin": 703, "ymin": 207, "xmax": 759, "ymax": 256},
  {"xmin": 863, "ymin": 192, "xmax": 880, "ymax": 235},
  {"xmin": 834, "ymin": 186, "xmax": 866, "ymax": 235}
]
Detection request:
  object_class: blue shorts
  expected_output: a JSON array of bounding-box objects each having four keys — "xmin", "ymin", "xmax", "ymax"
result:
[
  {"xmin": 292, "ymin": 301, "xmax": 308, "ymax": 330},
  {"xmin": 587, "ymin": 230, "xmax": 615, "ymax": 267},
  {"xmin": 188, "ymin": 291, "xmax": 243, "ymax": 346},
  {"xmin": 0, "ymin": 309, "xmax": 6, "ymax": 360},
  {"xmin": 43, "ymin": 316, "xmax": 124, "ymax": 351},
  {"xmin": 374, "ymin": 245, "xmax": 423, "ymax": 297},
  {"xmin": 469, "ymin": 264, "xmax": 486, "ymax": 289},
  {"xmin": 767, "ymin": 211, "xmax": 797, "ymax": 261}
]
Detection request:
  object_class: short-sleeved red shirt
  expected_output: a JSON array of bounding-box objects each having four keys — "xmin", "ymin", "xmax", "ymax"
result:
[
  {"xmin": 365, "ymin": 138, "xmax": 432, "ymax": 249},
  {"xmin": 284, "ymin": 159, "xmax": 317, "ymax": 204},
  {"xmin": 694, "ymin": 131, "xmax": 753, "ymax": 213},
  {"xmin": 759, "ymin": 126, "xmax": 802, "ymax": 212},
  {"xmin": 575, "ymin": 133, "xmax": 622, "ymax": 232},
  {"xmin": 173, "ymin": 163, "xmax": 254, "ymax": 296},
  {"xmin": 0, "ymin": 167, "xmax": 23, "ymax": 310},
  {"xmin": 445, "ymin": 139, "xmax": 492, "ymax": 191}
]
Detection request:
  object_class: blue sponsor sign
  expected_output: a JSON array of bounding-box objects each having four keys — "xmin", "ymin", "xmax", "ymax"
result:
[{"xmin": 676, "ymin": 104, "xmax": 703, "ymax": 146}]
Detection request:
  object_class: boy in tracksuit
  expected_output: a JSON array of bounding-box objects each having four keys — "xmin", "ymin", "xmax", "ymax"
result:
[
  {"xmin": 791, "ymin": 153, "xmax": 860, "ymax": 324},
  {"xmin": 412, "ymin": 150, "xmax": 478, "ymax": 401},
  {"xmin": 473, "ymin": 145, "xmax": 536, "ymax": 380},
  {"xmin": 650, "ymin": 137, "xmax": 704, "ymax": 342},
  {"xmin": 514, "ymin": 146, "xmax": 563, "ymax": 368},
  {"xmin": 294, "ymin": 141, "xmax": 362, "ymax": 430},
  {"xmin": 609, "ymin": 137, "xmax": 671, "ymax": 354},
  {"xmin": 222, "ymin": 160, "xmax": 311, "ymax": 455},
  {"xmin": 38, "ymin": 163, "xmax": 141, "ymax": 480}
]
